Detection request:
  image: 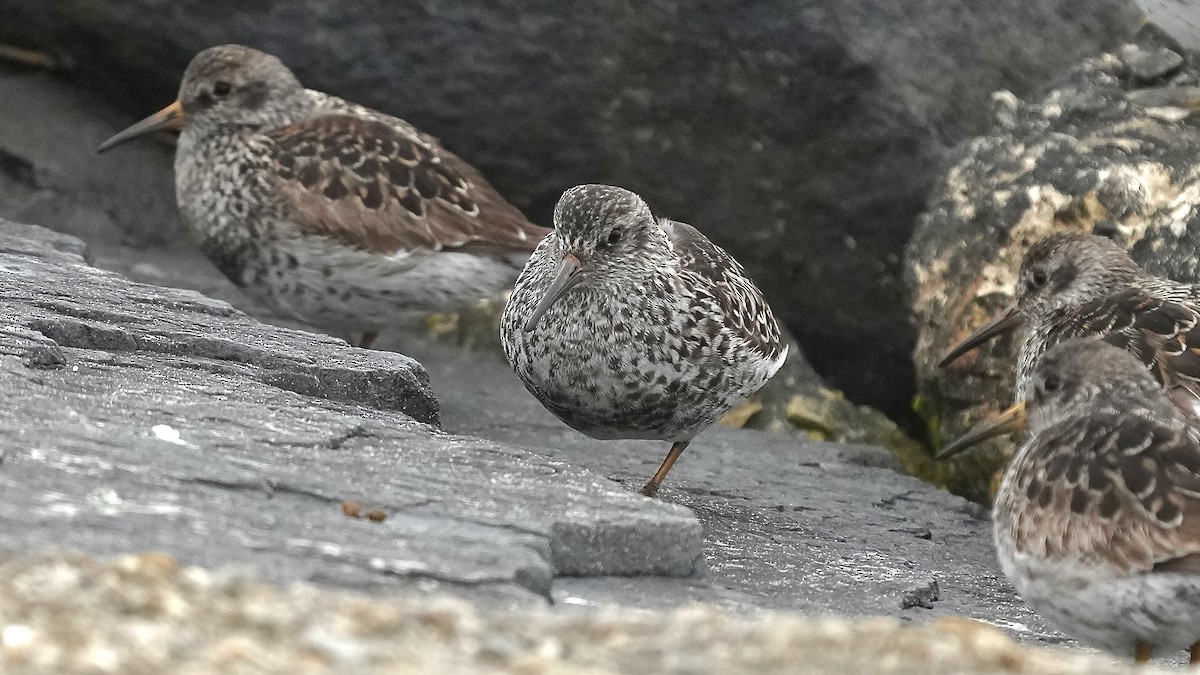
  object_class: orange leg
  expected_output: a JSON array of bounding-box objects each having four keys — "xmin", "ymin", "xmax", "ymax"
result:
[
  {"xmin": 640, "ymin": 441, "xmax": 690, "ymax": 497},
  {"xmin": 1190, "ymin": 640, "xmax": 1200, "ymax": 666},
  {"xmin": 1135, "ymin": 640, "xmax": 1153, "ymax": 664},
  {"xmin": 358, "ymin": 331, "xmax": 379, "ymax": 349}
]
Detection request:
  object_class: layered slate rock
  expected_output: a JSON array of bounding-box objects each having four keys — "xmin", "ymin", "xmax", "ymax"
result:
[
  {"xmin": 0, "ymin": 0, "xmax": 1144, "ymax": 423},
  {"xmin": 906, "ymin": 36, "xmax": 1200, "ymax": 501},
  {"xmin": 0, "ymin": 220, "xmax": 702, "ymax": 601}
]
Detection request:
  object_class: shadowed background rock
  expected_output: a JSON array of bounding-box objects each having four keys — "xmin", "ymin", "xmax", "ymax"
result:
[
  {"xmin": 0, "ymin": 0, "xmax": 1145, "ymax": 431},
  {"xmin": 906, "ymin": 35, "xmax": 1200, "ymax": 502}
]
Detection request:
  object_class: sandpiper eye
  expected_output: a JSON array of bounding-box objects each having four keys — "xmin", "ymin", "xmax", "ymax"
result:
[
  {"xmin": 213, "ymin": 81, "xmax": 233, "ymax": 97},
  {"xmin": 1030, "ymin": 269, "xmax": 1048, "ymax": 288},
  {"xmin": 605, "ymin": 229, "xmax": 622, "ymax": 246},
  {"xmin": 1041, "ymin": 375, "xmax": 1061, "ymax": 394}
]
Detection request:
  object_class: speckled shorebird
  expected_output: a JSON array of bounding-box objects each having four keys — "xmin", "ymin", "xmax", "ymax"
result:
[
  {"xmin": 500, "ymin": 184, "xmax": 787, "ymax": 497},
  {"xmin": 97, "ymin": 44, "xmax": 548, "ymax": 348},
  {"xmin": 978, "ymin": 339, "xmax": 1200, "ymax": 664},
  {"xmin": 937, "ymin": 232, "xmax": 1200, "ymax": 457}
]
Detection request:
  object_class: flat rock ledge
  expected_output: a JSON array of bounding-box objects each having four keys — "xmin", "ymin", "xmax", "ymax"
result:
[
  {"xmin": 0, "ymin": 219, "xmax": 701, "ymax": 601},
  {"xmin": 0, "ymin": 553, "xmax": 1150, "ymax": 675}
]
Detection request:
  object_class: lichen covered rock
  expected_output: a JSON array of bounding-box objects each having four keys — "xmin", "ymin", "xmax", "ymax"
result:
[{"xmin": 906, "ymin": 35, "xmax": 1200, "ymax": 501}]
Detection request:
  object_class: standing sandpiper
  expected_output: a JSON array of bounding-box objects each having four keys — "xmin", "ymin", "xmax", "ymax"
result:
[
  {"xmin": 938, "ymin": 232, "xmax": 1200, "ymax": 445},
  {"xmin": 501, "ymin": 185, "xmax": 787, "ymax": 497},
  {"xmin": 97, "ymin": 44, "xmax": 548, "ymax": 348},
  {"xmin": 982, "ymin": 339, "xmax": 1200, "ymax": 664}
]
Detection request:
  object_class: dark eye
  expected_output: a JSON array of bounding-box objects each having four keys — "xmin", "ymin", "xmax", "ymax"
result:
[
  {"xmin": 1040, "ymin": 375, "xmax": 1060, "ymax": 394},
  {"xmin": 1030, "ymin": 268, "xmax": 1049, "ymax": 288},
  {"xmin": 605, "ymin": 229, "xmax": 622, "ymax": 247},
  {"xmin": 213, "ymin": 81, "xmax": 233, "ymax": 97}
]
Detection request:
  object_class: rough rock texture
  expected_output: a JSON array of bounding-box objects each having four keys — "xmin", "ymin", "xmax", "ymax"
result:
[
  {"xmin": 0, "ymin": 0, "xmax": 1146, "ymax": 424},
  {"xmin": 906, "ymin": 35, "xmax": 1200, "ymax": 501},
  {"xmin": 0, "ymin": 219, "xmax": 705, "ymax": 599},
  {"xmin": 7, "ymin": 554, "xmax": 1171, "ymax": 675},
  {"xmin": 0, "ymin": 554, "xmax": 1157, "ymax": 675}
]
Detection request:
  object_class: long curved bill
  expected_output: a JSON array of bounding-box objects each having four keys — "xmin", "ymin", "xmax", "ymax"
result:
[
  {"xmin": 524, "ymin": 253, "xmax": 582, "ymax": 331},
  {"xmin": 937, "ymin": 400, "xmax": 1026, "ymax": 459},
  {"xmin": 938, "ymin": 305, "xmax": 1023, "ymax": 367},
  {"xmin": 97, "ymin": 100, "xmax": 185, "ymax": 153}
]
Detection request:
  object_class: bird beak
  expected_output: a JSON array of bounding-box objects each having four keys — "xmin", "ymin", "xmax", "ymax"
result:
[
  {"xmin": 938, "ymin": 305, "xmax": 1023, "ymax": 367},
  {"xmin": 524, "ymin": 253, "xmax": 583, "ymax": 331},
  {"xmin": 97, "ymin": 100, "xmax": 185, "ymax": 153},
  {"xmin": 937, "ymin": 400, "xmax": 1027, "ymax": 459}
]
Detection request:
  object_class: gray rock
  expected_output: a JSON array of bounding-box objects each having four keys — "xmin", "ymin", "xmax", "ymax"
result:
[
  {"xmin": 0, "ymin": 0, "xmax": 1144, "ymax": 423},
  {"xmin": 905, "ymin": 36, "xmax": 1200, "ymax": 500},
  {"xmin": 398, "ymin": 338, "xmax": 1058, "ymax": 638},
  {"xmin": 900, "ymin": 578, "xmax": 940, "ymax": 610},
  {"xmin": 0, "ymin": 219, "xmax": 703, "ymax": 602}
]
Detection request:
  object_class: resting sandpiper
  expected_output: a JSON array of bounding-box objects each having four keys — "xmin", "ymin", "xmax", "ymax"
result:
[
  {"xmin": 938, "ymin": 232, "xmax": 1200, "ymax": 456},
  {"xmin": 989, "ymin": 339, "xmax": 1200, "ymax": 664},
  {"xmin": 97, "ymin": 44, "xmax": 548, "ymax": 348},
  {"xmin": 500, "ymin": 184, "xmax": 787, "ymax": 497}
]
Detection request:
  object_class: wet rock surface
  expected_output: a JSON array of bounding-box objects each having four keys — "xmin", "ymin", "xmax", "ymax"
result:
[
  {"xmin": 0, "ymin": 0, "xmax": 1145, "ymax": 425},
  {"xmin": 906, "ymin": 36, "xmax": 1200, "ymax": 501}
]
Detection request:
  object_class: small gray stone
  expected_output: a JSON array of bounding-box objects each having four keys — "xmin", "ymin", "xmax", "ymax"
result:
[
  {"xmin": 1119, "ymin": 43, "xmax": 1184, "ymax": 81},
  {"xmin": 900, "ymin": 579, "xmax": 940, "ymax": 610},
  {"xmin": 24, "ymin": 341, "xmax": 65, "ymax": 369}
]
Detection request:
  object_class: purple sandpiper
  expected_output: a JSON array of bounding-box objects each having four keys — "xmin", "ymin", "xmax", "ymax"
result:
[
  {"xmin": 939, "ymin": 232, "xmax": 1200, "ymax": 457},
  {"xmin": 98, "ymin": 44, "xmax": 549, "ymax": 348},
  {"xmin": 500, "ymin": 184, "xmax": 787, "ymax": 497},
  {"xmin": 984, "ymin": 339, "xmax": 1200, "ymax": 664}
]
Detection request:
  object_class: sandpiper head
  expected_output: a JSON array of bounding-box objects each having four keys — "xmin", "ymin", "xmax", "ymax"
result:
[
  {"xmin": 1015, "ymin": 232, "xmax": 1141, "ymax": 318},
  {"xmin": 939, "ymin": 231, "xmax": 1141, "ymax": 368},
  {"xmin": 939, "ymin": 338, "xmax": 1163, "ymax": 458},
  {"xmin": 97, "ymin": 44, "xmax": 306, "ymax": 153},
  {"xmin": 523, "ymin": 184, "xmax": 664, "ymax": 330},
  {"xmin": 1025, "ymin": 338, "xmax": 1166, "ymax": 432}
]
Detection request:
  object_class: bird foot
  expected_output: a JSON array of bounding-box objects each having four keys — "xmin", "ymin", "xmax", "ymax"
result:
[
  {"xmin": 639, "ymin": 482, "xmax": 660, "ymax": 498},
  {"xmin": 1135, "ymin": 639, "xmax": 1153, "ymax": 664}
]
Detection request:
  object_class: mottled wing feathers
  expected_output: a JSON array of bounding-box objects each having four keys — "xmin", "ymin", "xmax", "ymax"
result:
[
  {"xmin": 1056, "ymin": 287, "xmax": 1200, "ymax": 413},
  {"xmin": 1007, "ymin": 411, "xmax": 1200, "ymax": 574},
  {"xmin": 665, "ymin": 219, "xmax": 785, "ymax": 362},
  {"xmin": 265, "ymin": 114, "xmax": 547, "ymax": 254}
]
